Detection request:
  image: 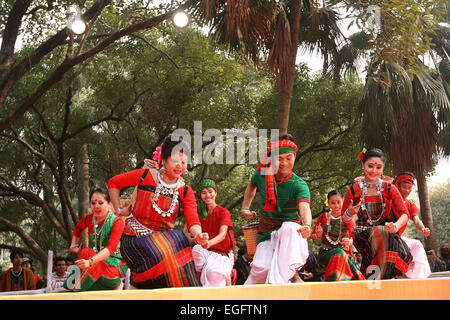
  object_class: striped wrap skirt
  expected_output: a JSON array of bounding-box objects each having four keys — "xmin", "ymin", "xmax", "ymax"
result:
[
  {"xmin": 353, "ymin": 225, "xmax": 412, "ymax": 279},
  {"xmin": 318, "ymin": 247, "xmax": 365, "ymax": 281},
  {"xmin": 63, "ymin": 248, "xmax": 127, "ymax": 292},
  {"xmin": 120, "ymin": 229, "xmax": 201, "ymax": 289}
]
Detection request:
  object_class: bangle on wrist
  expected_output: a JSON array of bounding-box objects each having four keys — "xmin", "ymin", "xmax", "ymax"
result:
[
  {"xmin": 343, "ymin": 209, "xmax": 352, "ymax": 222},
  {"xmin": 89, "ymin": 257, "xmax": 94, "ymax": 267},
  {"xmin": 393, "ymin": 223, "xmax": 399, "ymax": 232},
  {"xmin": 117, "ymin": 207, "xmax": 124, "ymax": 215}
]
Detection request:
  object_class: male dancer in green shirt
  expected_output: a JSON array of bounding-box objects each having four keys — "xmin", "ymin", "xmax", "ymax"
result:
[{"xmin": 241, "ymin": 134, "xmax": 312, "ymax": 284}]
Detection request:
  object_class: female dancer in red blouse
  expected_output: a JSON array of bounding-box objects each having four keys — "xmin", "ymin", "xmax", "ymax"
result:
[
  {"xmin": 108, "ymin": 137, "xmax": 208, "ymax": 289},
  {"xmin": 64, "ymin": 188, "xmax": 127, "ymax": 291},
  {"xmin": 312, "ymin": 190, "xmax": 365, "ymax": 281},
  {"xmin": 342, "ymin": 148, "xmax": 412, "ymax": 279},
  {"xmin": 191, "ymin": 177, "xmax": 236, "ymax": 287}
]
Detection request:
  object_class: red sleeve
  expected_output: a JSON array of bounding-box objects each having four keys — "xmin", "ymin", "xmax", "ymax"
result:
[
  {"xmin": 105, "ymin": 217, "xmax": 125, "ymax": 254},
  {"xmin": 342, "ymin": 185, "xmax": 357, "ymax": 215},
  {"xmin": 108, "ymin": 168, "xmax": 147, "ymax": 189},
  {"xmin": 345, "ymin": 217, "xmax": 355, "ymax": 238},
  {"xmin": 407, "ymin": 200, "xmax": 419, "ymax": 219},
  {"xmin": 73, "ymin": 214, "xmax": 91, "ymax": 238},
  {"xmin": 388, "ymin": 184, "xmax": 408, "ymax": 219},
  {"xmin": 311, "ymin": 212, "xmax": 326, "ymax": 240},
  {"xmin": 181, "ymin": 185, "xmax": 201, "ymax": 230},
  {"xmin": 218, "ymin": 206, "xmax": 233, "ymax": 229}
]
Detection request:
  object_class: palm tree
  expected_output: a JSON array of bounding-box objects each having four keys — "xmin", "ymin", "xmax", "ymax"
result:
[{"xmin": 191, "ymin": 0, "xmax": 345, "ymax": 134}]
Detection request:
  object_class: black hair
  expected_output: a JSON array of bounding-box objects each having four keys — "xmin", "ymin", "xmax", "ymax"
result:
[
  {"xmin": 89, "ymin": 187, "xmax": 111, "ymax": 202},
  {"xmin": 237, "ymin": 246, "xmax": 247, "ymax": 257},
  {"xmin": 361, "ymin": 148, "xmax": 386, "ymax": 164},
  {"xmin": 9, "ymin": 249, "xmax": 23, "ymax": 261},
  {"xmin": 275, "ymin": 133, "xmax": 295, "ymax": 142},
  {"xmin": 161, "ymin": 136, "xmax": 191, "ymax": 161},
  {"xmin": 54, "ymin": 256, "xmax": 67, "ymax": 266},
  {"xmin": 327, "ymin": 189, "xmax": 343, "ymax": 200}
]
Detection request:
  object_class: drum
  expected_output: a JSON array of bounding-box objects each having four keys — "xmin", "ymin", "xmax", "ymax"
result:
[{"xmin": 242, "ymin": 222, "xmax": 259, "ymax": 255}]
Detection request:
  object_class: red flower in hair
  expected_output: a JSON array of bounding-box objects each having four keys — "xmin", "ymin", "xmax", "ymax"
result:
[
  {"xmin": 152, "ymin": 143, "xmax": 164, "ymax": 165},
  {"xmin": 357, "ymin": 148, "xmax": 367, "ymax": 162}
]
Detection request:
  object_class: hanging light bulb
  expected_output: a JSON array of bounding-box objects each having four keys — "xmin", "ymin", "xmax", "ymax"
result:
[
  {"xmin": 172, "ymin": 11, "xmax": 190, "ymax": 29},
  {"xmin": 67, "ymin": 5, "xmax": 86, "ymax": 35},
  {"xmin": 71, "ymin": 18, "xmax": 86, "ymax": 34}
]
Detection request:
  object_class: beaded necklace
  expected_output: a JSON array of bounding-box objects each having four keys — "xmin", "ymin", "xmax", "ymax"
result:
[
  {"xmin": 151, "ymin": 169, "xmax": 180, "ymax": 218},
  {"xmin": 11, "ymin": 268, "xmax": 22, "ymax": 277},
  {"xmin": 92, "ymin": 214, "xmax": 109, "ymax": 253},
  {"xmin": 324, "ymin": 211, "xmax": 342, "ymax": 246},
  {"xmin": 358, "ymin": 178, "xmax": 385, "ymax": 225}
]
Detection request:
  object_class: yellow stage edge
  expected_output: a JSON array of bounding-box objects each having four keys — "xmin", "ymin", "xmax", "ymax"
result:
[{"xmin": 0, "ymin": 277, "xmax": 449, "ymax": 300}]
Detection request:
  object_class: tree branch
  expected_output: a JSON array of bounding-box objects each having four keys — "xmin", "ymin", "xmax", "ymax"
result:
[
  {"xmin": 0, "ymin": 216, "xmax": 47, "ymax": 264},
  {"xmin": 0, "ymin": 0, "xmax": 196, "ymax": 133}
]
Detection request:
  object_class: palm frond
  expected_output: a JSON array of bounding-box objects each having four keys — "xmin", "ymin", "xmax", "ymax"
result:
[
  {"xmin": 267, "ymin": 6, "xmax": 292, "ymax": 73},
  {"xmin": 413, "ymin": 62, "xmax": 450, "ymax": 128},
  {"xmin": 327, "ymin": 31, "xmax": 370, "ymax": 80},
  {"xmin": 439, "ymin": 59, "xmax": 450, "ymax": 100},
  {"xmin": 192, "ymin": 0, "xmax": 277, "ymax": 65},
  {"xmin": 430, "ymin": 24, "xmax": 450, "ymax": 61}
]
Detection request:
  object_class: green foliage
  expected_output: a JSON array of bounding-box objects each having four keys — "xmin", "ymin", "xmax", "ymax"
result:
[
  {"xmin": 428, "ymin": 180, "xmax": 450, "ymax": 246},
  {"xmin": 346, "ymin": 0, "xmax": 446, "ymax": 76},
  {"xmin": 403, "ymin": 179, "xmax": 450, "ymax": 247}
]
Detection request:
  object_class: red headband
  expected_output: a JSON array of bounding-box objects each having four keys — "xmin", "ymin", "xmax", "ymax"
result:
[
  {"xmin": 256, "ymin": 139, "xmax": 298, "ymax": 213},
  {"xmin": 394, "ymin": 174, "xmax": 415, "ymax": 186}
]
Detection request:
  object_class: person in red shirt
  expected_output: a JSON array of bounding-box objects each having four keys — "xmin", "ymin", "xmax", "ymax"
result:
[
  {"xmin": 342, "ymin": 148, "xmax": 412, "ymax": 279},
  {"xmin": 311, "ymin": 189, "xmax": 364, "ymax": 281},
  {"xmin": 191, "ymin": 177, "xmax": 236, "ymax": 287},
  {"xmin": 22, "ymin": 258, "xmax": 44, "ymax": 289},
  {"xmin": 64, "ymin": 188, "xmax": 127, "ymax": 291},
  {"xmin": 108, "ymin": 137, "xmax": 208, "ymax": 289},
  {"xmin": 391, "ymin": 172, "xmax": 431, "ymax": 279}
]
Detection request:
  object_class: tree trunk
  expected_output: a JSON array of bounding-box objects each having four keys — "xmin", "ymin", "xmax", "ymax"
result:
[
  {"xmin": 77, "ymin": 144, "xmax": 90, "ymax": 249},
  {"xmin": 416, "ymin": 170, "xmax": 436, "ymax": 251},
  {"xmin": 202, "ymin": 164, "xmax": 210, "ymax": 178},
  {"xmin": 276, "ymin": 0, "xmax": 302, "ymax": 135}
]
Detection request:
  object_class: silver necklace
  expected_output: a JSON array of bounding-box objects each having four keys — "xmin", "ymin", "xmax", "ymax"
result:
[
  {"xmin": 93, "ymin": 214, "xmax": 109, "ymax": 253},
  {"xmin": 11, "ymin": 268, "xmax": 22, "ymax": 277},
  {"xmin": 152, "ymin": 170, "xmax": 180, "ymax": 218},
  {"xmin": 324, "ymin": 211, "xmax": 342, "ymax": 246},
  {"xmin": 359, "ymin": 178, "xmax": 385, "ymax": 225}
]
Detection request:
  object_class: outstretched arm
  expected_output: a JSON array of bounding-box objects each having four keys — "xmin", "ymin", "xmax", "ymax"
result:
[
  {"xmin": 298, "ymin": 202, "xmax": 312, "ymax": 238},
  {"xmin": 241, "ymin": 183, "xmax": 257, "ymax": 220},
  {"xmin": 412, "ymin": 215, "xmax": 430, "ymax": 237},
  {"xmin": 205, "ymin": 225, "xmax": 229, "ymax": 249}
]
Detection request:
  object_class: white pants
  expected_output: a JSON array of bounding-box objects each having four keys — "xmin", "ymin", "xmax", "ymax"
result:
[
  {"xmin": 192, "ymin": 245, "xmax": 234, "ymax": 287},
  {"xmin": 244, "ymin": 221, "xmax": 309, "ymax": 285},
  {"xmin": 402, "ymin": 237, "xmax": 431, "ymax": 279}
]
